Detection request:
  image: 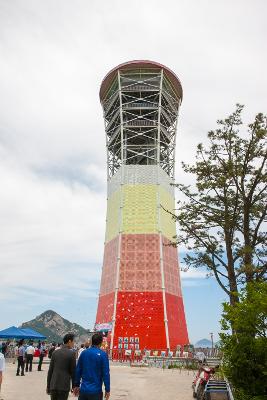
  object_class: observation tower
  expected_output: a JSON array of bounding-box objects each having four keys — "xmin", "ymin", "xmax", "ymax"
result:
[{"xmin": 96, "ymin": 60, "xmax": 189, "ymax": 351}]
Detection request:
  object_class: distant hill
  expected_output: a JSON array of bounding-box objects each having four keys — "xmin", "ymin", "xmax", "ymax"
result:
[
  {"xmin": 195, "ymin": 338, "xmax": 212, "ymax": 348},
  {"xmin": 20, "ymin": 310, "xmax": 91, "ymax": 343}
]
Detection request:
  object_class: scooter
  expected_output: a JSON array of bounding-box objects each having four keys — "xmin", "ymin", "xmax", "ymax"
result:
[{"xmin": 192, "ymin": 365, "xmax": 215, "ymax": 399}]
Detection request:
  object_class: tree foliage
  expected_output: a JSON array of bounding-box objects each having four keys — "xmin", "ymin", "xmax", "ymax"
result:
[
  {"xmin": 173, "ymin": 105, "xmax": 267, "ymax": 304},
  {"xmin": 220, "ymin": 282, "xmax": 267, "ymax": 398}
]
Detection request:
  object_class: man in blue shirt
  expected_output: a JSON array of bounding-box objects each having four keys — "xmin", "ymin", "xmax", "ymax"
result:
[{"xmin": 74, "ymin": 333, "xmax": 110, "ymax": 400}]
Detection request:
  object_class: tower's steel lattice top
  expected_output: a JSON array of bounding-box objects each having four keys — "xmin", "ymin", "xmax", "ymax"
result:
[{"xmin": 100, "ymin": 61, "xmax": 183, "ymax": 179}]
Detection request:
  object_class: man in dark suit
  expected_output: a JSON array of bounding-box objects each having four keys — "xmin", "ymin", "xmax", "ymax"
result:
[{"xmin": 47, "ymin": 333, "xmax": 76, "ymax": 400}]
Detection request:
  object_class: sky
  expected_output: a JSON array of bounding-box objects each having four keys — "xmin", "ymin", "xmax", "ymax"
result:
[{"xmin": 0, "ymin": 0, "xmax": 266, "ymax": 344}]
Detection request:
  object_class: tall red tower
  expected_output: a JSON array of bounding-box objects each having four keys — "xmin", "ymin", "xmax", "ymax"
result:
[{"xmin": 95, "ymin": 61, "xmax": 189, "ymax": 351}]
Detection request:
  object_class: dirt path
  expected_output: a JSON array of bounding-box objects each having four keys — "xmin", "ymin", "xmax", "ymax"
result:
[{"xmin": 2, "ymin": 361, "xmax": 195, "ymax": 400}]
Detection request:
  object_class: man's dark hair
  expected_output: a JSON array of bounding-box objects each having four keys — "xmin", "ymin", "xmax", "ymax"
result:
[
  {"xmin": 63, "ymin": 333, "xmax": 75, "ymax": 344},
  {"xmin": 92, "ymin": 333, "xmax": 103, "ymax": 346}
]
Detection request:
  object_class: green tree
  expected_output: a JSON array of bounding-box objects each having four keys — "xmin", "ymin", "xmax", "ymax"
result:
[
  {"xmin": 220, "ymin": 282, "xmax": 267, "ymax": 398},
  {"xmin": 171, "ymin": 105, "xmax": 267, "ymax": 305}
]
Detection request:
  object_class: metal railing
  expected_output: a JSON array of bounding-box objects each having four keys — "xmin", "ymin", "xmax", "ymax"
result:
[
  {"xmin": 122, "ymin": 85, "xmax": 159, "ymax": 92},
  {"xmin": 124, "ymin": 119, "xmax": 157, "ymax": 127},
  {"xmin": 123, "ymin": 102, "xmax": 158, "ymax": 109}
]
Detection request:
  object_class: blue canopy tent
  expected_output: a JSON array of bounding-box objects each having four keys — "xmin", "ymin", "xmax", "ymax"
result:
[
  {"xmin": 0, "ymin": 326, "xmax": 46, "ymax": 340},
  {"xmin": 20, "ymin": 328, "xmax": 46, "ymax": 340},
  {"xmin": 0, "ymin": 326, "xmax": 26, "ymax": 339}
]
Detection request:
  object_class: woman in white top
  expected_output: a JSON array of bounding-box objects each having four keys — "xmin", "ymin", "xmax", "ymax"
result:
[
  {"xmin": 0, "ymin": 351, "xmax": 5, "ymax": 400},
  {"xmin": 77, "ymin": 343, "xmax": 85, "ymax": 359}
]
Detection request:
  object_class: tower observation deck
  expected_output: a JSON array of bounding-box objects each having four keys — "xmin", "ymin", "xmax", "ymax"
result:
[{"xmin": 96, "ymin": 60, "xmax": 189, "ymax": 351}]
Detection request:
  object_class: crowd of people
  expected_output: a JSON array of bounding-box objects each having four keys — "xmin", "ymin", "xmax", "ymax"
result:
[
  {"xmin": 0, "ymin": 332, "xmax": 110, "ymax": 400},
  {"xmin": 15, "ymin": 340, "xmax": 47, "ymax": 375}
]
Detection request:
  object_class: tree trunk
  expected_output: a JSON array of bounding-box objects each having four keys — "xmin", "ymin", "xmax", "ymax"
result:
[
  {"xmin": 243, "ymin": 201, "xmax": 253, "ymax": 282},
  {"xmin": 224, "ymin": 227, "xmax": 239, "ymax": 305}
]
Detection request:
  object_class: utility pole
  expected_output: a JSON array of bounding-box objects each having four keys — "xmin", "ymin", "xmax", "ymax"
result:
[{"xmin": 210, "ymin": 332, "xmax": 214, "ymax": 355}]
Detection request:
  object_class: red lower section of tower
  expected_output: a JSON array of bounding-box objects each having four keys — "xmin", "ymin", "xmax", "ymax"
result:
[
  {"xmin": 114, "ymin": 291, "xmax": 166, "ymax": 349},
  {"xmin": 165, "ymin": 293, "xmax": 189, "ymax": 348},
  {"xmin": 96, "ymin": 233, "xmax": 189, "ymax": 349},
  {"xmin": 95, "ymin": 292, "xmax": 114, "ymax": 324},
  {"xmin": 96, "ymin": 291, "xmax": 189, "ymax": 350}
]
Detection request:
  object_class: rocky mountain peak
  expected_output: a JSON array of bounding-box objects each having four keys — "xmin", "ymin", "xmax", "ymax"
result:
[{"xmin": 20, "ymin": 310, "xmax": 92, "ymax": 343}]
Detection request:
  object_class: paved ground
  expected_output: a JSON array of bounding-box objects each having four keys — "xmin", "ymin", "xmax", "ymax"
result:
[{"xmin": 1, "ymin": 360, "xmax": 195, "ymax": 400}]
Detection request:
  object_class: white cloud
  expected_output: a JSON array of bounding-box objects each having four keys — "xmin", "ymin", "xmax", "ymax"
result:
[
  {"xmin": 181, "ymin": 280, "xmax": 209, "ymax": 288},
  {"xmin": 180, "ymin": 268, "xmax": 210, "ymax": 288},
  {"xmin": 180, "ymin": 270, "xmax": 207, "ymax": 280},
  {"xmin": 0, "ymin": 147, "xmax": 105, "ymax": 307}
]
